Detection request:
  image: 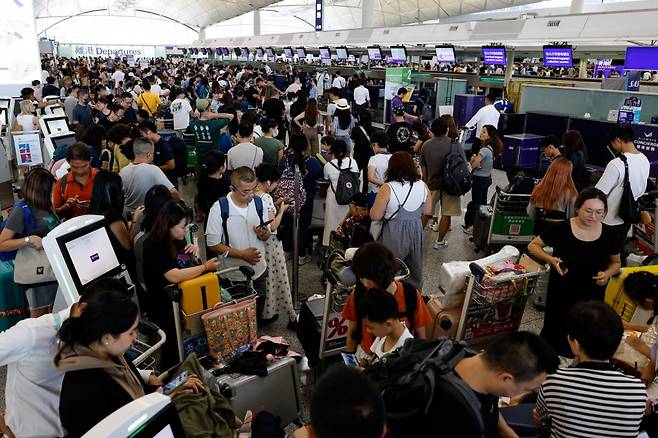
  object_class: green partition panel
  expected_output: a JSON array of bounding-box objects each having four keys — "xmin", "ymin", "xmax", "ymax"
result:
[
  {"xmin": 435, "ymin": 77, "xmax": 468, "ymax": 107},
  {"xmin": 520, "ymin": 85, "xmax": 658, "ymax": 123}
]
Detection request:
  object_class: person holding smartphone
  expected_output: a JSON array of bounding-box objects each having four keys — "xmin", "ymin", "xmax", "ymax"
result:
[
  {"xmin": 52, "ymin": 143, "xmax": 98, "ymax": 220},
  {"xmin": 55, "ymin": 284, "xmax": 204, "ymax": 438},
  {"xmin": 528, "ymin": 188, "xmax": 621, "ymax": 357}
]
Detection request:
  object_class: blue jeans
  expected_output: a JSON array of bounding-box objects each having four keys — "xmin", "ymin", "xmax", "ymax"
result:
[{"xmin": 464, "ymin": 175, "xmax": 492, "ymax": 227}]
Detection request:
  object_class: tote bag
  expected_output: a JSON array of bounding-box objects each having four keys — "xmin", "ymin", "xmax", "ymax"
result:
[{"xmin": 14, "ymin": 246, "xmax": 56, "ymax": 285}]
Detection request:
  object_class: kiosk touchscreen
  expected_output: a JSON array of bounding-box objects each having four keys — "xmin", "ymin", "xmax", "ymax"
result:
[
  {"xmin": 82, "ymin": 393, "xmax": 185, "ymax": 438},
  {"xmin": 45, "ymin": 131, "xmax": 76, "ymax": 164},
  {"xmin": 44, "ymin": 104, "xmax": 66, "ymax": 117},
  {"xmin": 44, "ymin": 215, "xmax": 133, "ymax": 306},
  {"xmin": 40, "ymin": 114, "xmax": 69, "ymax": 136}
]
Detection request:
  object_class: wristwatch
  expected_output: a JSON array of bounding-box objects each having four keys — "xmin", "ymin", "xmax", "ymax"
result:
[{"xmin": 24, "ymin": 236, "xmax": 31, "ymax": 248}]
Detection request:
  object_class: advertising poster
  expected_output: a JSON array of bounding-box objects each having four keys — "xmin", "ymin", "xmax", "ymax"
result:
[
  {"xmin": 618, "ymin": 96, "xmax": 642, "ymax": 124},
  {"xmin": 12, "ymin": 131, "xmax": 42, "ymax": 166},
  {"xmin": 384, "ymin": 67, "xmax": 412, "ymax": 100}
]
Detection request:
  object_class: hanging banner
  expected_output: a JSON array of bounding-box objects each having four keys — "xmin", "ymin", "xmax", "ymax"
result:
[
  {"xmin": 384, "ymin": 67, "xmax": 412, "ymax": 101},
  {"xmin": 315, "ymin": 0, "xmax": 323, "ymax": 31}
]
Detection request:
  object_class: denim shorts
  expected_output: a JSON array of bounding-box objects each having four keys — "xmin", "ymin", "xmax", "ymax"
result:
[{"xmin": 24, "ymin": 283, "xmax": 57, "ymax": 309}]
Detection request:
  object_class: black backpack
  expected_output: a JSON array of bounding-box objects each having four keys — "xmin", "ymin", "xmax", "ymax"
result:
[
  {"xmin": 364, "ymin": 338, "xmax": 484, "ymax": 438},
  {"xmin": 330, "ymin": 159, "xmax": 360, "ymax": 205},
  {"xmin": 618, "ymin": 154, "xmax": 642, "ymax": 224},
  {"xmin": 441, "ymin": 142, "xmax": 472, "ymax": 197}
]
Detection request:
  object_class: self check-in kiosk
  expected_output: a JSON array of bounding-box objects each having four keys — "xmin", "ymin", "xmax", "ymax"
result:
[
  {"xmin": 45, "ymin": 130, "xmax": 76, "ymax": 165},
  {"xmin": 44, "ymin": 103, "xmax": 66, "ymax": 117},
  {"xmin": 44, "ymin": 215, "xmax": 135, "ymax": 308},
  {"xmin": 82, "ymin": 393, "xmax": 185, "ymax": 438},
  {"xmin": 40, "ymin": 114, "xmax": 69, "ymax": 136}
]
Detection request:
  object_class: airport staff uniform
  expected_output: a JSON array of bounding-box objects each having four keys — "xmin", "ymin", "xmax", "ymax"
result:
[{"xmin": 465, "ymin": 104, "xmax": 500, "ymax": 140}]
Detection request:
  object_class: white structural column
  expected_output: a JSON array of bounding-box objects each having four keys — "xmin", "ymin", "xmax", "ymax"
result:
[
  {"xmin": 504, "ymin": 47, "xmax": 515, "ymax": 86},
  {"xmin": 254, "ymin": 9, "xmax": 261, "ymax": 36},
  {"xmin": 570, "ymin": 0, "xmax": 585, "ymax": 14},
  {"xmin": 198, "ymin": 26, "xmax": 207, "ymax": 41},
  {"xmin": 362, "ymin": 0, "xmax": 375, "ymax": 28}
]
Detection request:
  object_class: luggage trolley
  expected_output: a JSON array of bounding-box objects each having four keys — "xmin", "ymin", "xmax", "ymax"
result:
[
  {"xmin": 456, "ymin": 254, "xmax": 545, "ymax": 348},
  {"xmin": 479, "ymin": 188, "xmax": 535, "ymax": 253},
  {"xmin": 128, "ymin": 320, "xmax": 167, "ymax": 371},
  {"xmin": 629, "ymin": 192, "xmax": 658, "ymax": 256}
]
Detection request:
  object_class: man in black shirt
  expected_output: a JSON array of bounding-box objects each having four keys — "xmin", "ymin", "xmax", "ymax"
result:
[
  {"xmin": 138, "ymin": 120, "xmax": 177, "ymax": 187},
  {"xmin": 386, "ymin": 105, "xmax": 415, "ymax": 154},
  {"xmin": 42, "ymin": 77, "xmax": 60, "ymax": 98}
]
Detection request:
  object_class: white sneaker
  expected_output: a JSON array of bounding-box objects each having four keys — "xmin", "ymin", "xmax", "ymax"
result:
[
  {"xmin": 429, "ymin": 221, "xmax": 439, "ymax": 232},
  {"xmin": 462, "ymin": 226, "xmax": 473, "ymax": 235},
  {"xmin": 433, "ymin": 240, "xmax": 448, "ymax": 250},
  {"xmin": 298, "ymin": 255, "xmax": 312, "ymax": 265}
]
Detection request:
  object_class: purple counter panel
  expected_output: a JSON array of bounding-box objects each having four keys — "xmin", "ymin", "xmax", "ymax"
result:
[{"xmin": 503, "ymin": 134, "xmax": 544, "ymax": 168}]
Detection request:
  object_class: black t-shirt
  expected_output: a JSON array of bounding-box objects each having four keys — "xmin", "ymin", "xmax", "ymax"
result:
[
  {"xmin": 290, "ymin": 100, "xmax": 305, "ymax": 121},
  {"xmin": 42, "ymin": 84, "xmax": 60, "ymax": 97},
  {"xmin": 262, "ymin": 98, "xmax": 285, "ymax": 122},
  {"xmin": 196, "ymin": 175, "xmax": 230, "ymax": 218},
  {"xmin": 386, "ymin": 122, "xmax": 415, "ymax": 154},
  {"xmin": 153, "ymin": 138, "xmax": 176, "ymax": 186},
  {"xmin": 246, "ymin": 86, "xmax": 260, "ymax": 107},
  {"xmin": 142, "ymin": 237, "xmax": 194, "ymax": 308}
]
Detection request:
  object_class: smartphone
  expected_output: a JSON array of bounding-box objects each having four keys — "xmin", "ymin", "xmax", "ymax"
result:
[
  {"xmin": 558, "ymin": 261, "xmax": 567, "ymax": 272},
  {"xmin": 162, "ymin": 371, "xmax": 189, "ymax": 395},
  {"xmin": 256, "ymin": 219, "xmax": 274, "ymax": 229},
  {"xmin": 341, "ymin": 352, "xmax": 359, "ymax": 368}
]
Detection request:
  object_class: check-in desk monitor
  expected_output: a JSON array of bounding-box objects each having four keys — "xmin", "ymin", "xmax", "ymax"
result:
[
  {"xmin": 45, "ymin": 131, "xmax": 76, "ymax": 164},
  {"xmin": 44, "ymin": 215, "xmax": 133, "ymax": 306},
  {"xmin": 40, "ymin": 114, "xmax": 69, "ymax": 135}
]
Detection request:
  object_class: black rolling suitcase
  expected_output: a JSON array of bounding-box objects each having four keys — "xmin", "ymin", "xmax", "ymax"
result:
[
  {"xmin": 472, "ymin": 205, "xmax": 493, "ymax": 252},
  {"xmin": 297, "ymin": 298, "xmax": 325, "ymax": 368}
]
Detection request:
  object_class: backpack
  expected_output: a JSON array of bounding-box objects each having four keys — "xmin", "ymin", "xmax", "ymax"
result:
[
  {"xmin": 353, "ymin": 281, "xmax": 418, "ymax": 345},
  {"xmin": 218, "ymin": 196, "xmax": 264, "ymax": 247},
  {"xmin": 330, "ymin": 159, "xmax": 360, "ymax": 205},
  {"xmin": 364, "ymin": 338, "xmax": 484, "ymax": 438},
  {"xmin": 167, "ymin": 136, "xmax": 188, "ymax": 178},
  {"xmin": 417, "ymin": 98, "xmax": 433, "ymax": 122},
  {"xmin": 618, "ymin": 154, "xmax": 642, "ymax": 224},
  {"xmin": 441, "ymin": 142, "xmax": 472, "ymax": 197},
  {"xmin": 0, "ymin": 201, "xmax": 36, "ymax": 262},
  {"xmin": 273, "ymin": 157, "xmax": 307, "ymax": 214}
]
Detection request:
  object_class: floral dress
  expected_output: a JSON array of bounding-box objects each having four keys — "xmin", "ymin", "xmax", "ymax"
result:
[{"xmin": 260, "ymin": 193, "xmax": 296, "ymax": 321}]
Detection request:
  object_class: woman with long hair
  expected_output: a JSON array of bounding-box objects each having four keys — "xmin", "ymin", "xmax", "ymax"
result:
[
  {"xmin": 463, "ymin": 125, "xmax": 503, "ymax": 234},
  {"xmin": 331, "ymin": 99, "xmax": 355, "ymax": 152},
  {"xmin": 370, "ymin": 152, "xmax": 432, "ymax": 289},
  {"xmin": 322, "ymin": 139, "xmax": 361, "ymax": 246},
  {"xmin": 528, "ymin": 157, "xmax": 578, "ymax": 235},
  {"xmin": 528, "ymin": 188, "xmax": 621, "ymax": 356},
  {"xmin": 440, "ymin": 114, "xmax": 460, "ymax": 141},
  {"xmin": 143, "ymin": 201, "xmax": 220, "ymax": 368},
  {"xmin": 293, "ymin": 98, "xmax": 322, "ymax": 155},
  {"xmin": 562, "ymin": 129, "xmax": 589, "ymax": 189},
  {"xmin": 410, "ymin": 119, "xmax": 432, "ymax": 153},
  {"xmin": 351, "ymin": 109, "xmax": 374, "ymax": 192},
  {"xmin": 0, "ymin": 168, "xmax": 59, "ymax": 317}
]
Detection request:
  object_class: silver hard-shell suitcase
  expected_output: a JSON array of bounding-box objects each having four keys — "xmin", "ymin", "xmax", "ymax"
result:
[{"xmin": 215, "ymin": 356, "xmax": 302, "ymax": 426}]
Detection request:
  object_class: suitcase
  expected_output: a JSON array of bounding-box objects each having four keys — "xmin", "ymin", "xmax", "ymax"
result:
[
  {"xmin": 0, "ymin": 261, "xmax": 28, "ymax": 331},
  {"xmin": 215, "ymin": 356, "xmax": 302, "ymax": 426},
  {"xmin": 179, "ymin": 272, "xmax": 222, "ymax": 332},
  {"xmin": 425, "ymin": 296, "xmax": 461, "ymax": 339},
  {"xmin": 472, "ymin": 205, "xmax": 493, "ymax": 252},
  {"xmin": 202, "ymin": 294, "xmax": 258, "ymax": 361},
  {"xmin": 297, "ymin": 296, "xmax": 348, "ymax": 367}
]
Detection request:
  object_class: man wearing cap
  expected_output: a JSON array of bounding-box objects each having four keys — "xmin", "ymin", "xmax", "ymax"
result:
[
  {"xmin": 389, "ymin": 87, "xmax": 418, "ymax": 125},
  {"xmin": 188, "ymin": 98, "xmax": 235, "ymax": 172},
  {"xmin": 386, "ymin": 105, "xmax": 416, "ymax": 154}
]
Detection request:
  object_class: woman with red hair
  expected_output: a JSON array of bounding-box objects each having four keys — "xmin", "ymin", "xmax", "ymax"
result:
[{"xmin": 527, "ymin": 157, "xmax": 578, "ymax": 235}]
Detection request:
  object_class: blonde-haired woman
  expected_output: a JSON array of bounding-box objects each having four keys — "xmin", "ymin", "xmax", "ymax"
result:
[{"xmin": 12, "ymin": 100, "xmax": 39, "ymax": 132}]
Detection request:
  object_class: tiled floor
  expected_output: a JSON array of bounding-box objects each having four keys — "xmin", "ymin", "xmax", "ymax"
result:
[{"xmin": 0, "ymin": 169, "xmax": 548, "ymax": 429}]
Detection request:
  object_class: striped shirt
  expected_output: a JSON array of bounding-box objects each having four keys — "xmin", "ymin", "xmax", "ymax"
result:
[{"xmin": 536, "ymin": 362, "xmax": 647, "ymax": 438}]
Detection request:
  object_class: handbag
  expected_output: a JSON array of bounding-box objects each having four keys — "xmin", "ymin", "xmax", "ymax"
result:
[
  {"xmin": 370, "ymin": 182, "xmax": 414, "ymax": 240},
  {"xmin": 14, "ymin": 245, "xmax": 56, "ymax": 285},
  {"xmin": 202, "ymin": 294, "xmax": 258, "ymax": 361}
]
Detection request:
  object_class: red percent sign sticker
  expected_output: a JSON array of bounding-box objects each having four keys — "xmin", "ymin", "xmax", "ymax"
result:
[{"xmin": 327, "ymin": 317, "xmax": 348, "ymax": 338}]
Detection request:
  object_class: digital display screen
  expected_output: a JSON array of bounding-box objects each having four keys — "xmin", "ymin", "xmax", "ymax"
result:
[
  {"xmin": 51, "ymin": 133, "xmax": 77, "ymax": 151},
  {"xmin": 435, "ymin": 46, "xmax": 456, "ymax": 63},
  {"xmin": 181, "ymin": 48, "xmax": 187, "ymax": 55},
  {"xmin": 241, "ymin": 47, "xmax": 249, "ymax": 57},
  {"xmin": 63, "ymin": 226, "xmax": 120, "ymax": 286},
  {"xmin": 215, "ymin": 48, "xmax": 222, "ymax": 56},
  {"xmin": 543, "ymin": 46, "xmax": 573, "ymax": 67},
  {"xmin": 283, "ymin": 47, "xmax": 293, "ymax": 58},
  {"xmin": 625, "ymin": 47, "xmax": 658, "ymax": 70},
  {"xmin": 233, "ymin": 47, "xmax": 241, "ymax": 56},
  {"xmin": 192, "ymin": 48, "xmax": 199, "ymax": 55},
  {"xmin": 336, "ymin": 47, "xmax": 348, "ymax": 60},
  {"xmin": 482, "ymin": 46, "xmax": 506, "ymax": 65},
  {"xmin": 297, "ymin": 47, "xmax": 306, "ymax": 58},
  {"xmin": 367, "ymin": 47, "xmax": 382, "ymax": 61},
  {"xmin": 266, "ymin": 47, "xmax": 275, "ymax": 57},
  {"xmin": 222, "ymin": 48, "xmax": 230, "ymax": 56},
  {"xmin": 45, "ymin": 117, "xmax": 68, "ymax": 134},
  {"xmin": 256, "ymin": 47, "xmax": 264, "ymax": 57},
  {"xmin": 319, "ymin": 47, "xmax": 331, "ymax": 60},
  {"xmin": 390, "ymin": 46, "xmax": 406, "ymax": 62}
]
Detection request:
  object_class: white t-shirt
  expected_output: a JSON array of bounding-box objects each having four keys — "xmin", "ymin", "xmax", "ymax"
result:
[
  {"xmin": 205, "ymin": 194, "xmax": 269, "ymax": 279},
  {"xmin": 260, "ymin": 192, "xmax": 277, "ymax": 234},
  {"xmin": 120, "ymin": 162, "xmax": 174, "ymax": 212},
  {"xmin": 324, "ymin": 158, "xmax": 361, "ymax": 189},
  {"xmin": 326, "ymin": 101, "xmax": 337, "ymax": 117},
  {"xmin": 465, "ymin": 104, "xmax": 501, "ymax": 139},
  {"xmin": 354, "ymin": 86, "xmax": 370, "ymax": 105},
  {"xmin": 170, "ymin": 98, "xmax": 193, "ymax": 130},
  {"xmin": 384, "ymin": 180, "xmax": 429, "ymax": 218},
  {"xmin": 227, "ymin": 142, "xmax": 264, "ymax": 170},
  {"xmin": 596, "ymin": 152, "xmax": 650, "ymax": 226},
  {"xmin": 150, "ymin": 84, "xmax": 162, "ymax": 96},
  {"xmin": 371, "ymin": 326, "xmax": 414, "ymax": 359},
  {"xmin": 0, "ymin": 308, "xmax": 70, "ymax": 437},
  {"xmin": 367, "ymin": 153, "xmax": 391, "ymax": 193},
  {"xmin": 332, "ymin": 76, "xmax": 346, "ymax": 89},
  {"xmin": 111, "ymin": 70, "xmax": 125, "ymax": 84}
]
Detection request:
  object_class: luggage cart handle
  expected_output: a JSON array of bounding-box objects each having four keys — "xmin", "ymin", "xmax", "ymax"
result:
[{"xmin": 216, "ymin": 265, "xmax": 255, "ymax": 281}]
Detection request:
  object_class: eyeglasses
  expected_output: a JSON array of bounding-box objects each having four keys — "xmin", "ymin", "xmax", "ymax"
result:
[{"xmin": 234, "ymin": 184, "xmax": 258, "ymax": 197}]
